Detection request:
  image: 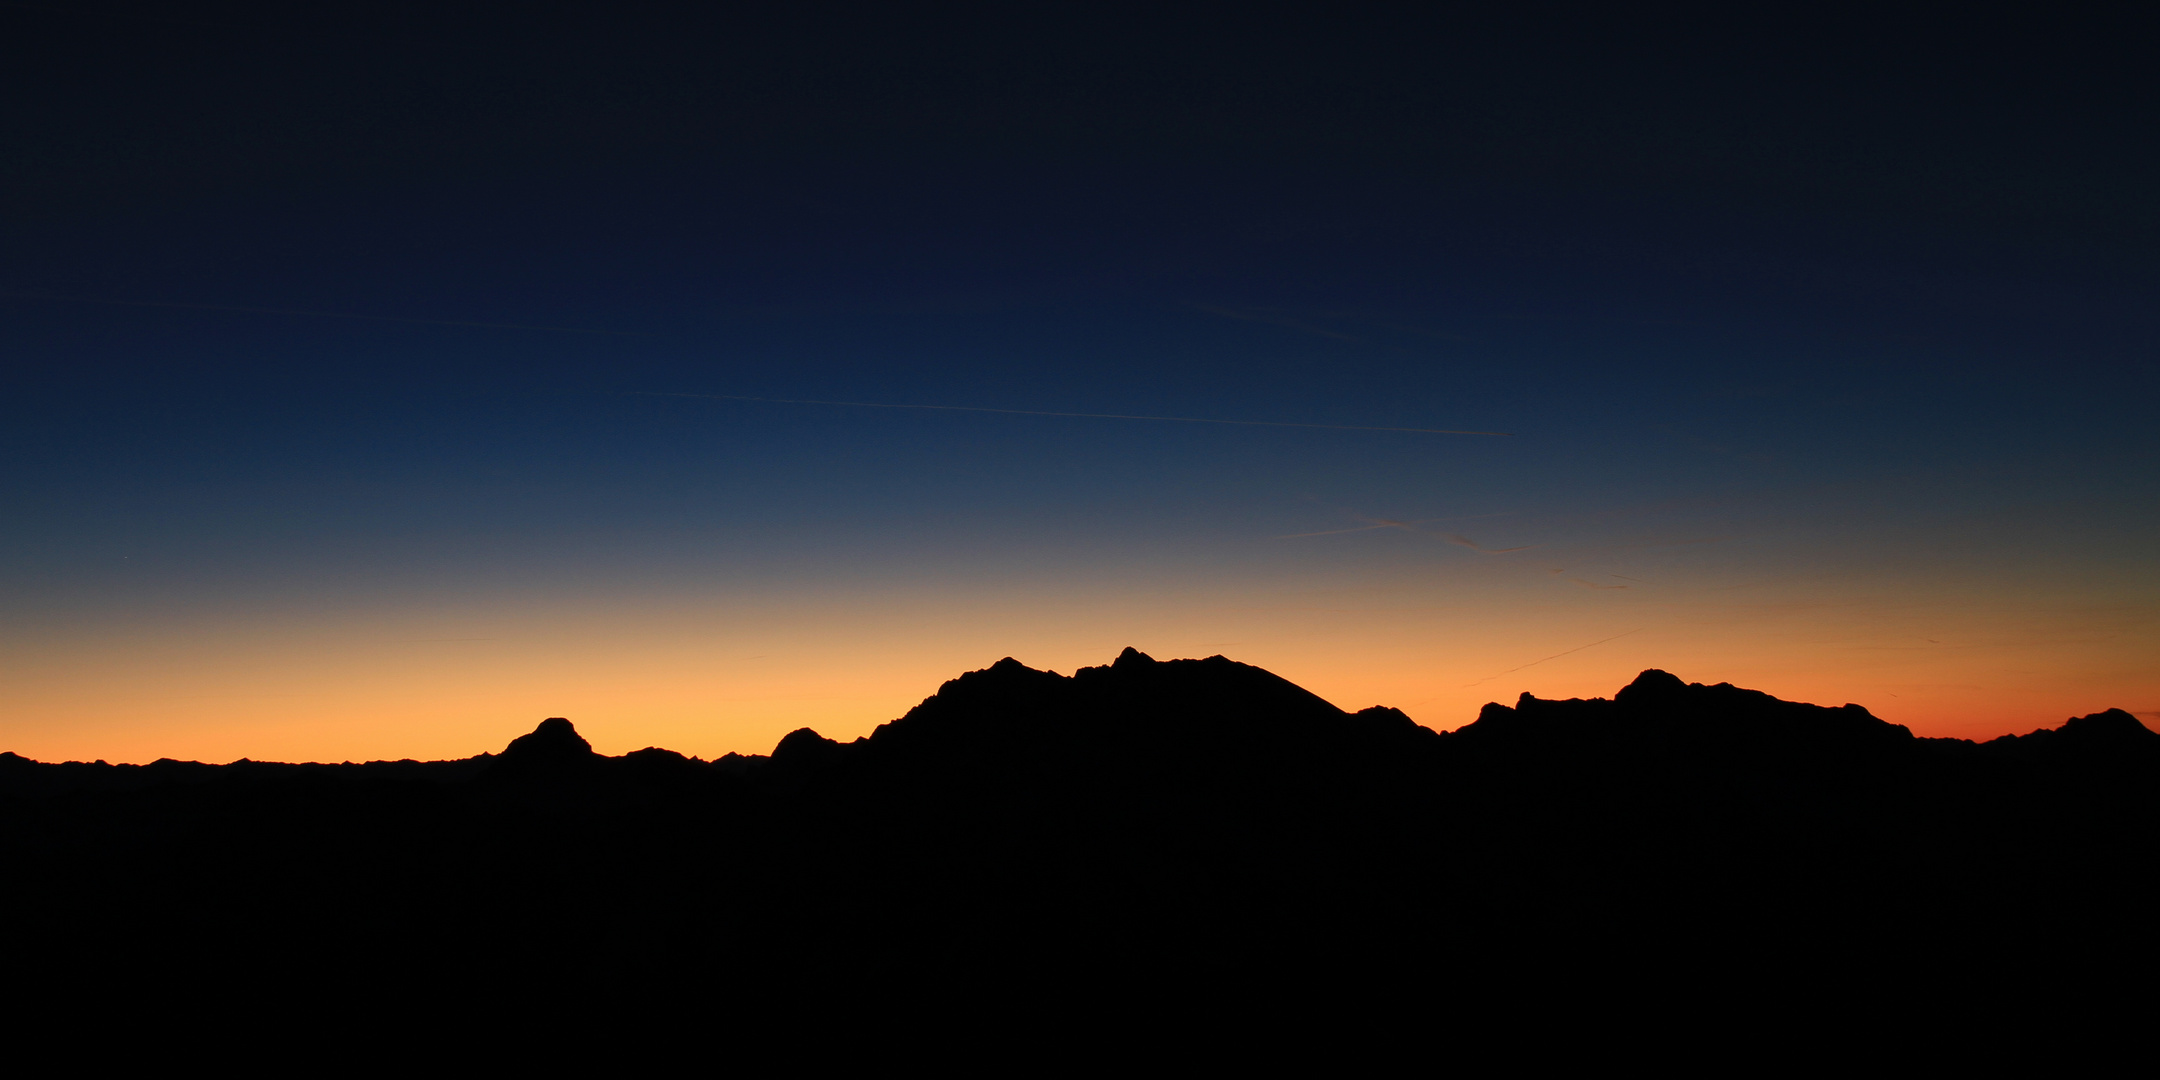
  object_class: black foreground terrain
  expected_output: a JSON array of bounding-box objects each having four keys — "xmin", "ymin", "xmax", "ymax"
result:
[{"xmin": 6, "ymin": 648, "xmax": 2155, "ymax": 1041}]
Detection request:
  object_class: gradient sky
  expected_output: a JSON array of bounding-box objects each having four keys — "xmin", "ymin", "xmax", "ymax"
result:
[{"xmin": 5, "ymin": 5, "xmax": 2156, "ymax": 762}]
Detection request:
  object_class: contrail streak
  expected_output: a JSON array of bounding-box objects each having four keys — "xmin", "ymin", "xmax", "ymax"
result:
[
  {"xmin": 631, "ymin": 391, "xmax": 1514, "ymax": 436},
  {"xmin": 1463, "ymin": 628, "xmax": 1644, "ymax": 688},
  {"xmin": 1276, "ymin": 523, "xmax": 1408, "ymax": 539},
  {"xmin": 0, "ymin": 289, "xmax": 635, "ymax": 335},
  {"xmin": 1277, "ymin": 517, "xmax": 1418, "ymax": 539},
  {"xmin": 1442, "ymin": 533, "xmax": 1536, "ymax": 553}
]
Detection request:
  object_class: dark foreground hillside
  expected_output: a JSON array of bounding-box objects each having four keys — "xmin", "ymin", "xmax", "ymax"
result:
[{"xmin": 6, "ymin": 648, "xmax": 2156, "ymax": 1043}]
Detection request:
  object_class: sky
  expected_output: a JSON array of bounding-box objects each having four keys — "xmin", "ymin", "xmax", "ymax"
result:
[{"xmin": 4, "ymin": 4, "xmax": 2156, "ymax": 762}]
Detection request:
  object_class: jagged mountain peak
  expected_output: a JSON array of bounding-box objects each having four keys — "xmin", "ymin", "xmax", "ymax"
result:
[
  {"xmin": 771, "ymin": 727, "xmax": 847, "ymax": 767},
  {"xmin": 2060, "ymin": 708, "xmax": 2159, "ymax": 741},
  {"xmin": 837, "ymin": 649, "xmax": 1407, "ymax": 770},
  {"xmin": 1616, "ymin": 668, "xmax": 1689, "ymax": 701},
  {"xmin": 1466, "ymin": 670, "xmax": 1912, "ymax": 754},
  {"xmin": 1987, "ymin": 708, "xmax": 2160, "ymax": 754},
  {"xmin": 500, "ymin": 717, "xmax": 594, "ymax": 761}
]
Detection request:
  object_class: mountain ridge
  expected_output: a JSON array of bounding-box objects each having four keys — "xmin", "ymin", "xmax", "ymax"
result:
[
  {"xmin": 1, "ymin": 650, "xmax": 2146, "ymax": 784},
  {"xmin": 5, "ymin": 647, "xmax": 2155, "ymax": 1035}
]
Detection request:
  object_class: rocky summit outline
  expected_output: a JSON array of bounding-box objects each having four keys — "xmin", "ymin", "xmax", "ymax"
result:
[{"xmin": 5, "ymin": 649, "xmax": 2154, "ymax": 1035}]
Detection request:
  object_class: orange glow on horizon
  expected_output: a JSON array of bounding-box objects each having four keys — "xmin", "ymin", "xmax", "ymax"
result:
[{"xmin": 5, "ymin": 566, "xmax": 2153, "ymax": 764}]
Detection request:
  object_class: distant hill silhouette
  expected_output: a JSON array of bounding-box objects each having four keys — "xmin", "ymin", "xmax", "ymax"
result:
[{"xmin": 5, "ymin": 649, "xmax": 2154, "ymax": 1042}]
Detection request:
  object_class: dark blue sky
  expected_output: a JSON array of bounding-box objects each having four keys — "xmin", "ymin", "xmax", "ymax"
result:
[{"xmin": 4, "ymin": 3, "xmax": 2155, "ymax": 760}]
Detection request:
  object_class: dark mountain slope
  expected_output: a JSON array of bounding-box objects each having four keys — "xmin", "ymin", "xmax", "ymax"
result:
[
  {"xmin": 768, "ymin": 647, "xmax": 1434, "ymax": 780},
  {"xmin": 3, "ymin": 651, "xmax": 2153, "ymax": 1037}
]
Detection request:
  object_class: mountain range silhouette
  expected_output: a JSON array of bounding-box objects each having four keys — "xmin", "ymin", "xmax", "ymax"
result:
[{"xmin": 6, "ymin": 649, "xmax": 2153, "ymax": 1045}]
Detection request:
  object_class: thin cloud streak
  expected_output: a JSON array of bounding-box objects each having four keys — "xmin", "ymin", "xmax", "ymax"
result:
[
  {"xmin": 1443, "ymin": 533, "xmax": 1536, "ymax": 553},
  {"xmin": 1277, "ymin": 514, "xmax": 1533, "ymax": 549},
  {"xmin": 1276, "ymin": 518, "xmax": 1417, "ymax": 539},
  {"xmin": 1463, "ymin": 628, "xmax": 1646, "ymax": 688},
  {"xmin": 635, "ymin": 391, "xmax": 1514, "ymax": 436}
]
